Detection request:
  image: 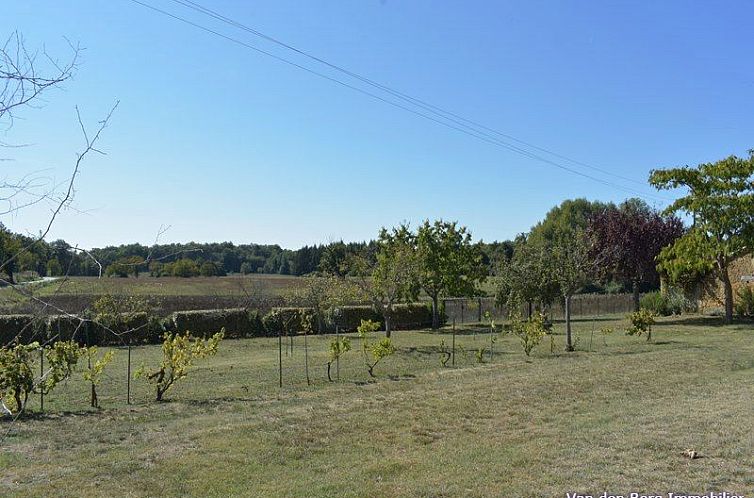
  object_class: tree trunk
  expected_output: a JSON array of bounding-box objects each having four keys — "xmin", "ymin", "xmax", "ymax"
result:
[
  {"xmin": 431, "ymin": 294, "xmax": 440, "ymax": 330},
  {"xmin": 384, "ymin": 314, "xmax": 392, "ymax": 338},
  {"xmin": 632, "ymin": 280, "xmax": 641, "ymax": 312},
  {"xmin": 722, "ymin": 268, "xmax": 734, "ymax": 324},
  {"xmin": 565, "ymin": 294, "xmax": 574, "ymax": 352}
]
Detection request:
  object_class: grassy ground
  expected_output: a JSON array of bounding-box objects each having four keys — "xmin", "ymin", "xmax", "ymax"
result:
[{"xmin": 1, "ymin": 314, "xmax": 753, "ymax": 497}]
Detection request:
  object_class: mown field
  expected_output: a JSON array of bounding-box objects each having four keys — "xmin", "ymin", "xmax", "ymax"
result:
[
  {"xmin": 1, "ymin": 315, "xmax": 753, "ymax": 497},
  {"xmin": 0, "ymin": 274, "xmax": 304, "ymax": 315},
  {"xmin": 8, "ymin": 274, "xmax": 302, "ymax": 298}
]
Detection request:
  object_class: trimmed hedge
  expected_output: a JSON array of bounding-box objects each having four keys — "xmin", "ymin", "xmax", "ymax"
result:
[
  {"xmin": 264, "ymin": 303, "xmax": 439, "ymax": 334},
  {"xmin": 0, "ymin": 302, "xmax": 443, "ymax": 346},
  {"xmin": 0, "ymin": 314, "xmax": 45, "ymax": 345},
  {"xmin": 48, "ymin": 312, "xmax": 155, "ymax": 345},
  {"xmin": 172, "ymin": 308, "xmax": 263, "ymax": 339},
  {"xmin": 389, "ymin": 303, "xmax": 436, "ymax": 330}
]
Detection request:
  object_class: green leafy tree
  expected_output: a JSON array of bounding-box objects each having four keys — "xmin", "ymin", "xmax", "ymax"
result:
[
  {"xmin": 136, "ymin": 330, "xmax": 224, "ymax": 402},
  {"xmin": 351, "ymin": 225, "xmax": 419, "ymax": 337},
  {"xmin": 649, "ymin": 150, "xmax": 754, "ymax": 323},
  {"xmin": 0, "ymin": 224, "xmax": 21, "ymax": 283},
  {"xmin": 199, "ymin": 261, "xmax": 224, "ymax": 277},
  {"xmin": 415, "ymin": 220, "xmax": 486, "ymax": 329},
  {"xmin": 171, "ymin": 258, "xmax": 200, "ymax": 277},
  {"xmin": 550, "ymin": 229, "xmax": 591, "ymax": 351},
  {"xmin": 496, "ymin": 235, "xmax": 558, "ymax": 316}
]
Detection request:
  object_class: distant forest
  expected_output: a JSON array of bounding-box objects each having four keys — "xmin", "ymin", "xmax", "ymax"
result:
[{"xmin": 1, "ymin": 231, "xmax": 513, "ymax": 280}]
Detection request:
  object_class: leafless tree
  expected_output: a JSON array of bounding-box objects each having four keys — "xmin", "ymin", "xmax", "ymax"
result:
[{"xmin": 0, "ymin": 31, "xmax": 123, "ymax": 430}]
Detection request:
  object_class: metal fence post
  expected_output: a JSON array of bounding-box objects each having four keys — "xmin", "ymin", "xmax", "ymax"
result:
[
  {"xmin": 452, "ymin": 318, "xmax": 456, "ymax": 367},
  {"xmin": 39, "ymin": 348, "xmax": 44, "ymax": 413},
  {"xmin": 127, "ymin": 343, "xmax": 132, "ymax": 405}
]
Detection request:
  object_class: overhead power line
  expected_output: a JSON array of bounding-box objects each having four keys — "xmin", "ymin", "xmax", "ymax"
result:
[{"xmin": 127, "ymin": 0, "xmax": 668, "ymax": 203}]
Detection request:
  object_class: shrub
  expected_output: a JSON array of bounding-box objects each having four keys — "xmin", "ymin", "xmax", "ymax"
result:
[
  {"xmin": 510, "ymin": 313, "xmax": 547, "ymax": 357},
  {"xmin": 136, "ymin": 330, "xmax": 224, "ymax": 402},
  {"xmin": 0, "ymin": 340, "xmax": 83, "ymax": 414},
  {"xmin": 626, "ymin": 309, "xmax": 656, "ymax": 341},
  {"xmin": 640, "ymin": 290, "xmax": 692, "ymax": 316},
  {"xmin": 735, "ymin": 285, "xmax": 754, "ymax": 317}
]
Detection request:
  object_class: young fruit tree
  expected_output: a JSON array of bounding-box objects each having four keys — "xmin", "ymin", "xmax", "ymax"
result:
[
  {"xmin": 358, "ymin": 319, "xmax": 396, "ymax": 377},
  {"xmin": 136, "ymin": 330, "xmax": 224, "ymax": 402},
  {"xmin": 587, "ymin": 199, "xmax": 684, "ymax": 311},
  {"xmin": 550, "ymin": 229, "xmax": 591, "ymax": 351},
  {"xmin": 415, "ymin": 220, "xmax": 486, "ymax": 329},
  {"xmin": 327, "ymin": 336, "xmax": 351, "ymax": 382},
  {"xmin": 510, "ymin": 312, "xmax": 547, "ymax": 357},
  {"xmin": 82, "ymin": 347, "xmax": 115, "ymax": 408},
  {"xmin": 496, "ymin": 235, "xmax": 559, "ymax": 318},
  {"xmin": 626, "ymin": 309, "xmax": 656, "ymax": 342},
  {"xmin": 351, "ymin": 224, "xmax": 419, "ymax": 338},
  {"xmin": 649, "ymin": 151, "xmax": 754, "ymax": 323}
]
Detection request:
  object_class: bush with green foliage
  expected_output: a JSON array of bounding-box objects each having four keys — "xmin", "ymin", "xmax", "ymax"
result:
[
  {"xmin": 170, "ymin": 258, "xmax": 200, "ymax": 278},
  {"xmin": 136, "ymin": 330, "xmax": 224, "ymax": 402},
  {"xmin": 510, "ymin": 313, "xmax": 547, "ymax": 357},
  {"xmin": 735, "ymin": 285, "xmax": 754, "ymax": 317},
  {"xmin": 626, "ymin": 309, "xmax": 656, "ymax": 341},
  {"xmin": 0, "ymin": 340, "xmax": 84, "ymax": 414},
  {"xmin": 357, "ymin": 319, "xmax": 395, "ymax": 377},
  {"xmin": 640, "ymin": 290, "xmax": 692, "ymax": 316}
]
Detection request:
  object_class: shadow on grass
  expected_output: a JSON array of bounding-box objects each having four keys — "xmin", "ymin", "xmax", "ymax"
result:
[
  {"xmin": 656, "ymin": 315, "xmax": 729, "ymax": 328},
  {"xmin": 1, "ymin": 408, "xmax": 103, "ymax": 423}
]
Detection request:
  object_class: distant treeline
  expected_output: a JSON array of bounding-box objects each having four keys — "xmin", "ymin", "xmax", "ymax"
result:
[{"xmin": 0, "ymin": 230, "xmax": 513, "ymax": 279}]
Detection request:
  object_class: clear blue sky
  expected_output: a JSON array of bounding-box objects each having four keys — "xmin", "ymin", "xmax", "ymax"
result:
[{"xmin": 4, "ymin": 0, "xmax": 753, "ymax": 249}]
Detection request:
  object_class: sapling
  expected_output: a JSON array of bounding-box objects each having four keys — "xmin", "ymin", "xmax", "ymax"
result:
[
  {"xmin": 484, "ymin": 311, "xmax": 497, "ymax": 361},
  {"xmin": 600, "ymin": 326, "xmax": 614, "ymax": 347},
  {"xmin": 302, "ymin": 313, "xmax": 312, "ymax": 386},
  {"xmin": 136, "ymin": 329, "xmax": 224, "ymax": 402},
  {"xmin": 510, "ymin": 312, "xmax": 547, "ymax": 358},
  {"xmin": 358, "ymin": 319, "xmax": 395, "ymax": 377},
  {"xmin": 327, "ymin": 337, "xmax": 351, "ymax": 382},
  {"xmin": 438, "ymin": 339, "xmax": 451, "ymax": 367},
  {"xmin": 82, "ymin": 347, "xmax": 115, "ymax": 408},
  {"xmin": 626, "ymin": 309, "xmax": 655, "ymax": 342}
]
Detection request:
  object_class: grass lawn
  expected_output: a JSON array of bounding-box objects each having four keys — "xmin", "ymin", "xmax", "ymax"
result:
[{"xmin": 1, "ymin": 315, "xmax": 753, "ymax": 497}]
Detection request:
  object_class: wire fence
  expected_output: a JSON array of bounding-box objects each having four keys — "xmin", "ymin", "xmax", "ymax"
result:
[{"xmin": 443, "ymin": 293, "xmax": 637, "ymax": 324}]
